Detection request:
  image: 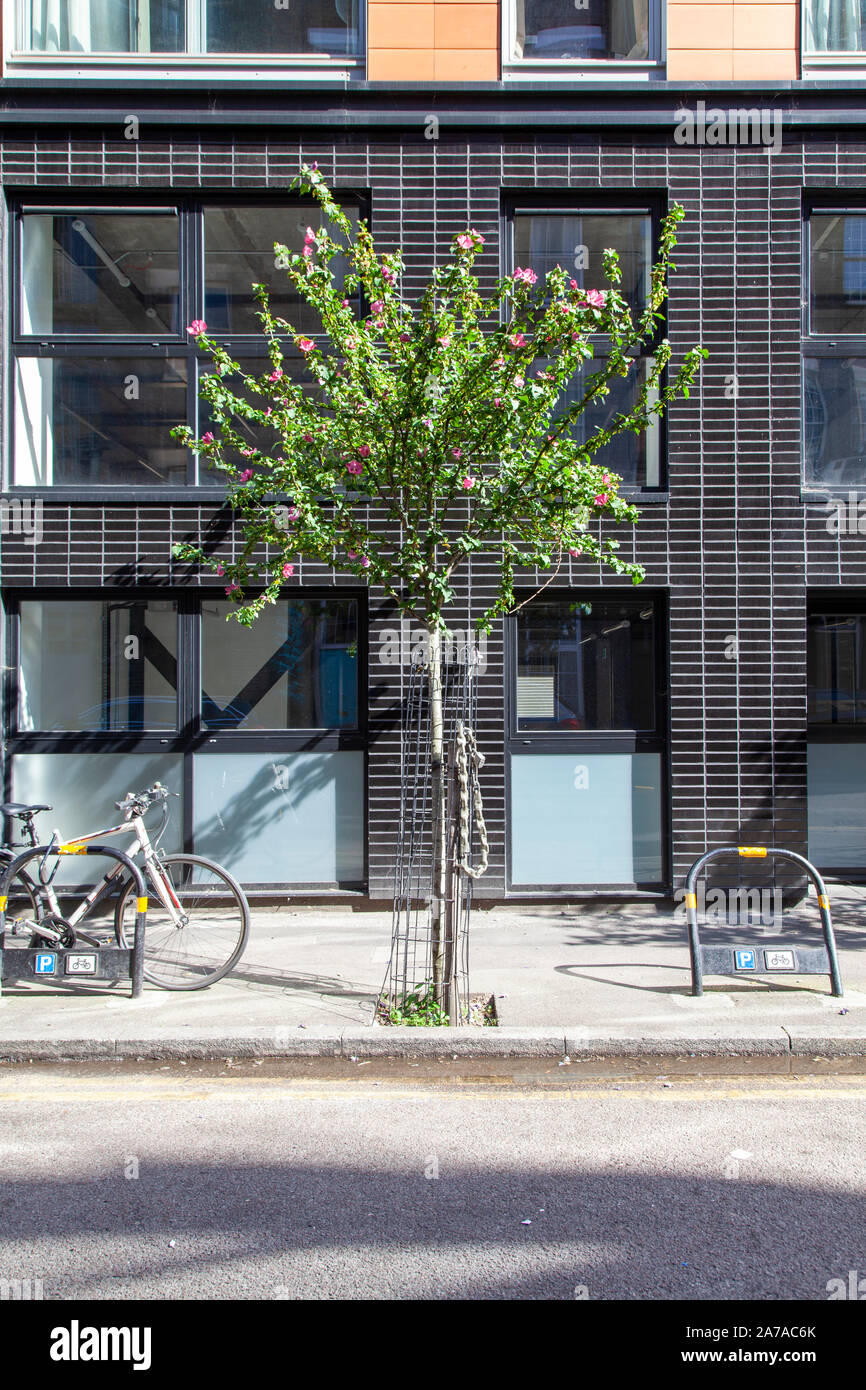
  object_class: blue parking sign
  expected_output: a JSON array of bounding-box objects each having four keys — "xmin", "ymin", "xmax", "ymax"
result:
[
  {"xmin": 734, "ymin": 949, "xmax": 757, "ymax": 971},
  {"xmin": 34, "ymin": 953, "xmax": 56, "ymax": 975}
]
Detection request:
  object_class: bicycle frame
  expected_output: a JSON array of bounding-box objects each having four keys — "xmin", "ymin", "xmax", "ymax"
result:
[{"xmin": 36, "ymin": 809, "xmax": 184, "ymax": 932}]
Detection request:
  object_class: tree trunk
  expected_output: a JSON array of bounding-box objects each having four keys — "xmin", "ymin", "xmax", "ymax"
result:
[{"xmin": 428, "ymin": 623, "xmax": 448, "ymax": 1010}]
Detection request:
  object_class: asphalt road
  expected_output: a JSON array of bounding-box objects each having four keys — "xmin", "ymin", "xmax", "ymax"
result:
[{"xmin": 1, "ymin": 1060, "xmax": 865, "ymax": 1301}]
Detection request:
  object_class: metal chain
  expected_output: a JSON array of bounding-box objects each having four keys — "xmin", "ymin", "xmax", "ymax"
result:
[{"xmin": 454, "ymin": 720, "xmax": 489, "ymax": 879}]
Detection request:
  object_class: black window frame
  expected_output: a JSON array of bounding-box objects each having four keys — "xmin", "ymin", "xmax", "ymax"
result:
[
  {"xmin": 501, "ymin": 191, "xmax": 668, "ymax": 497},
  {"xmin": 2, "ymin": 585, "xmax": 368, "ymax": 893},
  {"xmin": 807, "ymin": 589, "xmax": 866, "ymax": 739},
  {"xmin": 505, "ymin": 587, "xmax": 670, "ymax": 894},
  {"xmin": 803, "ymin": 200, "xmax": 866, "ymax": 496},
  {"xmin": 6, "ymin": 188, "xmax": 369, "ymax": 502}
]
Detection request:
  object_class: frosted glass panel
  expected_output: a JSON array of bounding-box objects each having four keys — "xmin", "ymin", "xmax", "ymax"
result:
[
  {"xmin": 11, "ymin": 753, "xmax": 183, "ymax": 884},
  {"xmin": 511, "ymin": 752, "xmax": 662, "ymax": 884},
  {"xmin": 193, "ymin": 752, "xmax": 363, "ymax": 883},
  {"xmin": 808, "ymin": 742, "xmax": 866, "ymax": 868}
]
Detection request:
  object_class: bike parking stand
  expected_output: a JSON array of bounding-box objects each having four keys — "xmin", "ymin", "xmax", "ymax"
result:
[
  {"xmin": 0, "ymin": 844, "xmax": 148, "ymax": 999},
  {"xmin": 684, "ymin": 846, "xmax": 843, "ymax": 998}
]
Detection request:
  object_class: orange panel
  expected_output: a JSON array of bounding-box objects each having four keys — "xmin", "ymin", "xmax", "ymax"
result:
[
  {"xmin": 367, "ymin": 4, "xmax": 435, "ymax": 49},
  {"xmin": 434, "ymin": 3, "xmax": 499, "ymax": 48},
  {"xmin": 367, "ymin": 47, "xmax": 438, "ymax": 78},
  {"xmin": 732, "ymin": 47, "xmax": 798, "ymax": 76},
  {"xmin": 667, "ymin": 49, "xmax": 736, "ymax": 78},
  {"xmin": 733, "ymin": 3, "xmax": 797, "ymax": 47},
  {"xmin": 667, "ymin": 4, "xmax": 734, "ymax": 50},
  {"xmin": 434, "ymin": 48, "xmax": 499, "ymax": 78}
]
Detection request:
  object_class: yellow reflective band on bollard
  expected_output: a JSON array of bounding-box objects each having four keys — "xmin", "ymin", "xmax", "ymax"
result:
[
  {"xmin": 818, "ymin": 894, "xmax": 830, "ymax": 910},
  {"xmin": 136, "ymin": 897, "xmax": 148, "ymax": 914},
  {"xmin": 738, "ymin": 847, "xmax": 767, "ymax": 857},
  {"xmin": 685, "ymin": 892, "xmax": 697, "ymax": 910},
  {"xmin": 59, "ymin": 843, "xmax": 86, "ymax": 855},
  {"xmin": 0, "ymin": 896, "xmax": 7, "ymax": 912}
]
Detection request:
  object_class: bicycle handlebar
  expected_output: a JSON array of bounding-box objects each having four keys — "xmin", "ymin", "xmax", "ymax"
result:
[{"xmin": 115, "ymin": 782, "xmax": 180, "ymax": 817}]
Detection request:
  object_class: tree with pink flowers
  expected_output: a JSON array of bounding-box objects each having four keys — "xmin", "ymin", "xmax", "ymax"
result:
[{"xmin": 173, "ymin": 164, "xmax": 705, "ymax": 1013}]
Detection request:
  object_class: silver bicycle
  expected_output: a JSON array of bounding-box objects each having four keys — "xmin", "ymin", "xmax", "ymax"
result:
[{"xmin": 0, "ymin": 783, "xmax": 250, "ymax": 990}]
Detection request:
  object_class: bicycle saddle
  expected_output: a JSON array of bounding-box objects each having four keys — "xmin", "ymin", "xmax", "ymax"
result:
[{"xmin": 0, "ymin": 802, "xmax": 52, "ymax": 817}]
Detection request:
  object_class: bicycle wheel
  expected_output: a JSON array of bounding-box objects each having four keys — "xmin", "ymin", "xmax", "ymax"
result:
[
  {"xmin": 0, "ymin": 853, "xmax": 45, "ymax": 947},
  {"xmin": 114, "ymin": 854, "xmax": 250, "ymax": 990}
]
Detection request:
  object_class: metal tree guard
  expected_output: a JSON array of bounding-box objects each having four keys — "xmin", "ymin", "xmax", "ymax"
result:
[{"xmin": 379, "ymin": 648, "xmax": 487, "ymax": 1024}]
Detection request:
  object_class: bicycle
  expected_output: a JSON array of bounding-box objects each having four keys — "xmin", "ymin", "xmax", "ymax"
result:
[{"xmin": 0, "ymin": 784, "xmax": 250, "ymax": 990}]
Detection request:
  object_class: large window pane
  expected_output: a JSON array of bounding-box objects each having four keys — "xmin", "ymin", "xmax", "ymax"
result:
[
  {"xmin": 204, "ymin": 205, "xmax": 359, "ymax": 337},
  {"xmin": 510, "ymin": 751, "xmax": 662, "ymax": 884},
  {"xmin": 14, "ymin": 356, "xmax": 188, "ymax": 485},
  {"xmin": 25, "ymin": 0, "xmax": 185, "ymax": 52},
  {"xmin": 808, "ymin": 742, "xmax": 866, "ymax": 868},
  {"xmin": 805, "ymin": 0, "xmax": 866, "ymax": 52},
  {"xmin": 11, "ymin": 753, "xmax": 183, "ymax": 885},
  {"xmin": 193, "ymin": 751, "xmax": 363, "ymax": 883},
  {"xmin": 551, "ymin": 355, "xmax": 659, "ymax": 486},
  {"xmin": 808, "ymin": 612, "xmax": 866, "ymax": 724},
  {"xmin": 513, "ymin": 212, "xmax": 651, "ymax": 318},
  {"xmin": 18, "ymin": 601, "xmax": 178, "ymax": 732},
  {"xmin": 513, "ymin": 0, "xmax": 649, "ymax": 60},
  {"xmin": 21, "ymin": 213, "xmax": 180, "ymax": 334},
  {"xmin": 201, "ymin": 599, "xmax": 358, "ymax": 730},
  {"xmin": 804, "ymin": 355, "xmax": 866, "ymax": 486},
  {"xmin": 810, "ymin": 214, "xmax": 866, "ymax": 334},
  {"xmin": 205, "ymin": 0, "xmax": 360, "ymax": 56},
  {"xmin": 516, "ymin": 598, "xmax": 655, "ymax": 732}
]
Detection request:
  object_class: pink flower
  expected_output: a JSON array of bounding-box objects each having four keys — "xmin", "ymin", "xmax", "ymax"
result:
[
  {"xmin": 586, "ymin": 289, "xmax": 607, "ymax": 308},
  {"xmin": 594, "ymin": 492, "xmax": 609, "ymax": 505},
  {"xmin": 494, "ymin": 398, "xmax": 503, "ymax": 407},
  {"xmin": 456, "ymin": 233, "xmax": 475, "ymax": 250},
  {"xmin": 345, "ymin": 338, "xmax": 356, "ymax": 350},
  {"xmin": 297, "ymin": 338, "xmax": 315, "ymax": 353},
  {"xmin": 536, "ymin": 370, "xmax": 550, "ymax": 380},
  {"xmin": 358, "ymin": 444, "xmax": 371, "ymax": 457},
  {"xmin": 286, "ymin": 506, "xmax": 300, "ymax": 521},
  {"xmin": 311, "ymin": 161, "xmax": 318, "ymax": 171},
  {"xmin": 569, "ymin": 279, "xmax": 579, "ymax": 290},
  {"xmin": 215, "ymin": 564, "xmax": 225, "ymax": 577},
  {"xmin": 200, "ymin": 431, "xmax": 214, "ymax": 444},
  {"xmin": 438, "ymin": 335, "xmax": 451, "ymax": 347},
  {"xmin": 341, "ymin": 299, "xmax": 350, "ymax": 308},
  {"xmin": 461, "ymin": 475, "xmax": 476, "ymax": 490},
  {"xmin": 282, "ymin": 563, "xmax": 294, "ymax": 578},
  {"xmin": 513, "ymin": 267, "xmax": 537, "ymax": 286},
  {"xmin": 225, "ymin": 582, "xmax": 240, "ymax": 595},
  {"xmin": 494, "ymin": 355, "xmax": 505, "ymax": 367},
  {"xmin": 370, "ymin": 300, "xmax": 384, "ymax": 313},
  {"xmin": 514, "ymin": 376, "xmax": 525, "ymax": 389},
  {"xmin": 346, "ymin": 459, "xmax": 364, "ymax": 475},
  {"xmin": 508, "ymin": 332, "xmax": 526, "ymax": 348},
  {"xmin": 382, "ymin": 268, "xmax": 396, "ymax": 284},
  {"xmin": 469, "ymin": 229, "xmax": 485, "ymax": 244},
  {"xmin": 360, "ymin": 557, "xmax": 371, "ymax": 569},
  {"xmin": 399, "ymin": 333, "xmax": 410, "ymax": 342},
  {"xmin": 302, "ymin": 245, "xmax": 314, "ymax": 259},
  {"xmin": 265, "ymin": 408, "xmax": 272, "ymax": 418},
  {"xmin": 241, "ymin": 448, "xmax": 254, "ymax": 457},
  {"xmin": 269, "ymin": 368, "xmax": 284, "ymax": 382},
  {"xmin": 422, "ymin": 417, "xmax": 432, "ymax": 428},
  {"xmin": 451, "ymin": 447, "xmax": 463, "ymax": 459},
  {"xmin": 239, "ymin": 469, "xmax": 254, "ymax": 482},
  {"xmin": 186, "ymin": 319, "xmax": 207, "ymax": 336},
  {"xmin": 304, "ymin": 226, "xmax": 316, "ymax": 243},
  {"xmin": 568, "ymin": 547, "xmax": 582, "ymax": 558},
  {"xmin": 601, "ymin": 473, "xmax": 611, "ymax": 486}
]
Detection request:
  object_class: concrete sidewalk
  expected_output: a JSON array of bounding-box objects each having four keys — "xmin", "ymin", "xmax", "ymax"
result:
[{"xmin": 1, "ymin": 890, "xmax": 865, "ymax": 1059}]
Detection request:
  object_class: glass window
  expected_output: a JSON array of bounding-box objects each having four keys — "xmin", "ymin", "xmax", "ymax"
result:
[
  {"xmin": 17, "ymin": 600, "xmax": 178, "ymax": 732},
  {"xmin": 805, "ymin": 0, "xmax": 866, "ymax": 53},
  {"xmin": 205, "ymin": 0, "xmax": 360, "ymax": 56},
  {"xmin": 14, "ymin": 356, "xmax": 188, "ymax": 486},
  {"xmin": 513, "ymin": 211, "xmax": 651, "ymax": 318},
  {"xmin": 510, "ymin": 751, "xmax": 662, "ymax": 883},
  {"xmin": 193, "ymin": 751, "xmax": 364, "ymax": 882},
  {"xmin": 201, "ymin": 598, "xmax": 358, "ymax": 730},
  {"xmin": 513, "ymin": 0, "xmax": 649, "ymax": 60},
  {"xmin": 21, "ymin": 212, "xmax": 181, "ymax": 337},
  {"xmin": 810, "ymin": 214, "xmax": 866, "ymax": 334},
  {"xmin": 804, "ymin": 355, "xmax": 866, "ymax": 487},
  {"xmin": 516, "ymin": 598, "xmax": 655, "ymax": 732},
  {"xmin": 11, "ymin": 752, "xmax": 183, "ymax": 884},
  {"xmin": 21, "ymin": 0, "xmax": 360, "ymax": 57},
  {"xmin": 541, "ymin": 354, "xmax": 659, "ymax": 487},
  {"xmin": 204, "ymin": 205, "xmax": 359, "ymax": 337},
  {"xmin": 808, "ymin": 612, "xmax": 866, "ymax": 724},
  {"xmin": 24, "ymin": 0, "xmax": 186, "ymax": 53}
]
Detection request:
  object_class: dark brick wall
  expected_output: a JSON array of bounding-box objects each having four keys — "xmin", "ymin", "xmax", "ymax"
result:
[{"xmin": 2, "ymin": 120, "xmax": 864, "ymax": 897}]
